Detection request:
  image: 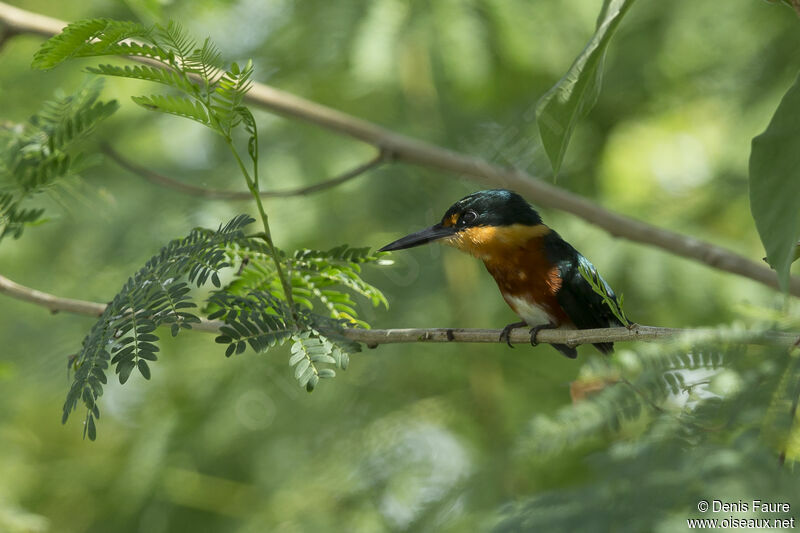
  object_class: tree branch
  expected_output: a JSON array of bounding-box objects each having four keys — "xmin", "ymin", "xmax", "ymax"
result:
[
  {"xmin": 337, "ymin": 326, "xmax": 798, "ymax": 347},
  {"xmin": 1, "ymin": 1, "xmax": 798, "ymax": 295},
  {"xmin": 1, "ymin": 272, "xmax": 797, "ymax": 347},
  {"xmin": 100, "ymin": 143, "xmax": 386, "ymax": 200},
  {"xmin": 0, "ymin": 1, "xmax": 58, "ymax": 38},
  {"xmin": 0, "ymin": 274, "xmax": 106, "ymax": 316}
]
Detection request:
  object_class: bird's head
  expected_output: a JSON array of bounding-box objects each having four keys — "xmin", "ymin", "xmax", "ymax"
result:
[{"xmin": 379, "ymin": 189, "xmax": 547, "ymax": 258}]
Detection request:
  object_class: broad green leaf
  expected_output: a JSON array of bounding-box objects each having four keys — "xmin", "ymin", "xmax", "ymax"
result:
[
  {"xmin": 536, "ymin": 0, "xmax": 637, "ymax": 175},
  {"xmin": 749, "ymin": 71, "xmax": 800, "ymax": 291}
]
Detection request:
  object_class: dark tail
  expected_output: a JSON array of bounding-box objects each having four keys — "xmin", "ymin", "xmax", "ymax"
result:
[
  {"xmin": 593, "ymin": 342, "xmax": 614, "ymax": 355},
  {"xmin": 553, "ymin": 343, "xmax": 578, "ymax": 359}
]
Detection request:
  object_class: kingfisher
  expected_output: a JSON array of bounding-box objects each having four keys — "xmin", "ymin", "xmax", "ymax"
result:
[{"xmin": 379, "ymin": 189, "xmax": 625, "ymax": 358}]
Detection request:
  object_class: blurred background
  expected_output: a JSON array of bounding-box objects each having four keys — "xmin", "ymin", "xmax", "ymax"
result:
[{"xmin": 2, "ymin": 0, "xmax": 800, "ymax": 531}]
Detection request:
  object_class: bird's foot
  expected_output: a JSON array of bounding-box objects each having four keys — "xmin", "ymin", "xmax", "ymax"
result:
[
  {"xmin": 499, "ymin": 321, "xmax": 528, "ymax": 348},
  {"xmin": 529, "ymin": 323, "xmax": 557, "ymax": 346}
]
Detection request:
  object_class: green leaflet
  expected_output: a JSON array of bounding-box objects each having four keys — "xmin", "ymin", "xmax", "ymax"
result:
[
  {"xmin": 577, "ymin": 261, "xmax": 630, "ymax": 327},
  {"xmin": 87, "ymin": 64, "xmax": 197, "ymax": 94},
  {"xmin": 536, "ymin": 0, "xmax": 637, "ymax": 175},
  {"xmin": 749, "ymin": 71, "xmax": 800, "ymax": 291},
  {"xmin": 131, "ymin": 94, "xmax": 211, "ymax": 125}
]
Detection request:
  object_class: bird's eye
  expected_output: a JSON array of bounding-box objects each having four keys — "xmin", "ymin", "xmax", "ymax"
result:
[{"xmin": 460, "ymin": 210, "xmax": 477, "ymax": 225}]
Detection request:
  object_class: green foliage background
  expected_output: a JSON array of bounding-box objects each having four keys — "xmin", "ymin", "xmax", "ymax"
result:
[{"xmin": 1, "ymin": 0, "xmax": 800, "ymax": 531}]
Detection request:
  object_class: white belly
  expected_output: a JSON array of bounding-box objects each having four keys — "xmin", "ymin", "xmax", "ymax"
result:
[{"xmin": 506, "ymin": 295, "xmax": 555, "ymax": 327}]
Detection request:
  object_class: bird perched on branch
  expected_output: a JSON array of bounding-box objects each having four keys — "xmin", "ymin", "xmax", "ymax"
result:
[{"xmin": 379, "ymin": 189, "xmax": 625, "ymax": 358}]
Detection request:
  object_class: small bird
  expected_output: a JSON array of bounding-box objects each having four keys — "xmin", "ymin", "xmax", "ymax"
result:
[{"xmin": 379, "ymin": 189, "xmax": 625, "ymax": 358}]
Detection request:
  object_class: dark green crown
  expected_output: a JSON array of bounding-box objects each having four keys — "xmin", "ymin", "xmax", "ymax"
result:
[{"xmin": 442, "ymin": 189, "xmax": 543, "ymax": 228}]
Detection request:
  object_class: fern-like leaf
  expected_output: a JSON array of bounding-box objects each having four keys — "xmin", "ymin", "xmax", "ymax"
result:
[
  {"xmin": 32, "ymin": 19, "xmax": 157, "ymax": 70},
  {"xmin": 290, "ymin": 246, "xmax": 390, "ymax": 309},
  {"xmin": 222, "ymin": 244, "xmax": 388, "ymax": 328},
  {"xmin": 183, "ymin": 37, "xmax": 223, "ymax": 82},
  {"xmin": 63, "ymin": 214, "xmax": 255, "ymax": 438},
  {"xmin": 157, "ymin": 21, "xmax": 196, "ymax": 63},
  {"xmin": 33, "ymin": 18, "xmax": 259, "ymax": 155},
  {"xmin": 212, "ymin": 61, "xmax": 254, "ymax": 134},
  {"xmin": 288, "ymin": 327, "xmax": 358, "ymax": 391},
  {"xmin": 0, "ymin": 80, "xmax": 117, "ymax": 242},
  {"xmin": 289, "ymin": 332, "xmax": 327, "ymax": 391},
  {"xmin": 207, "ymin": 284, "xmax": 359, "ymax": 391},
  {"xmin": 32, "ymin": 19, "xmax": 115, "ymax": 70}
]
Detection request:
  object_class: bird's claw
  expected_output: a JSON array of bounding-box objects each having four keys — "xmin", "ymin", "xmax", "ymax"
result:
[
  {"xmin": 529, "ymin": 323, "xmax": 557, "ymax": 346},
  {"xmin": 499, "ymin": 321, "xmax": 527, "ymax": 348}
]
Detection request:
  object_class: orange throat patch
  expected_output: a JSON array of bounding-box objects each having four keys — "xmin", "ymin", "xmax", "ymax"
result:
[{"xmin": 443, "ymin": 223, "xmax": 550, "ymax": 260}]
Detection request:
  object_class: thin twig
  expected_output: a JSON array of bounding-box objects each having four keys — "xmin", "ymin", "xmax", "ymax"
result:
[
  {"xmin": 101, "ymin": 143, "xmax": 386, "ymax": 200},
  {"xmin": 284, "ymin": 150, "xmax": 389, "ymax": 196},
  {"xmin": 1, "ymin": 1, "xmax": 798, "ymax": 295},
  {"xmin": 2, "ymin": 273, "xmax": 798, "ymax": 347}
]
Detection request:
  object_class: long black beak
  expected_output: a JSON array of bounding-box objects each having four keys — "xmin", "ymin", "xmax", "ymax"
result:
[{"xmin": 379, "ymin": 224, "xmax": 456, "ymax": 252}]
